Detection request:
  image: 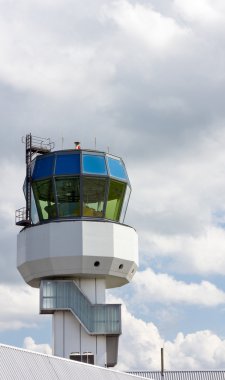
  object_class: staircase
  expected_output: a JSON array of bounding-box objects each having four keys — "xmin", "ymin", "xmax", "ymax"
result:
[{"xmin": 40, "ymin": 280, "xmax": 121, "ymax": 335}]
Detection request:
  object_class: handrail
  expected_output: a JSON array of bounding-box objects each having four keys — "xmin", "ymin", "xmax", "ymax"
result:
[
  {"xmin": 22, "ymin": 135, "xmax": 55, "ymax": 151},
  {"xmin": 15, "ymin": 207, "xmax": 31, "ymax": 226}
]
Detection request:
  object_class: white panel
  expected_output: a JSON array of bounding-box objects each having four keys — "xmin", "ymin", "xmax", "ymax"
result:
[
  {"xmin": 113, "ymin": 224, "xmax": 139, "ymax": 265},
  {"xmin": 82, "ymin": 222, "xmax": 114, "ymax": 257},
  {"xmin": 79, "ymin": 278, "xmax": 106, "ymax": 303},
  {"xmin": 53, "ymin": 311, "xmax": 64, "ymax": 357},
  {"xmin": 64, "ymin": 312, "xmax": 81, "ymax": 358},
  {"xmin": 53, "ymin": 311, "xmax": 81, "ymax": 359},
  {"xmin": 49, "ymin": 222, "xmax": 83, "ymax": 258},
  {"xmin": 80, "ymin": 278, "xmax": 96, "ymax": 303},
  {"xmin": 96, "ymin": 336, "xmax": 107, "ymax": 367},
  {"xmin": 95, "ymin": 279, "xmax": 106, "ymax": 303},
  {"xmin": 27, "ymin": 224, "xmax": 50, "ymax": 260},
  {"xmin": 16, "ymin": 229, "xmax": 26, "ymax": 265}
]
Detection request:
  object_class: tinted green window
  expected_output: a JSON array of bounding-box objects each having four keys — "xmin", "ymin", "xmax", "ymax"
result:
[
  {"xmin": 31, "ymin": 188, "xmax": 39, "ymax": 224},
  {"xmin": 83, "ymin": 177, "xmax": 107, "ymax": 218},
  {"xmin": 55, "ymin": 177, "xmax": 80, "ymax": 217},
  {"xmin": 119, "ymin": 185, "xmax": 131, "ymax": 223},
  {"xmin": 105, "ymin": 180, "xmax": 126, "ymax": 221},
  {"xmin": 32, "ymin": 179, "xmax": 56, "ymax": 220}
]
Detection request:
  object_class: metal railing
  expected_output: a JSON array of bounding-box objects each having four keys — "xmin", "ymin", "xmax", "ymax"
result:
[
  {"xmin": 15, "ymin": 207, "xmax": 30, "ymax": 226},
  {"xmin": 22, "ymin": 135, "xmax": 55, "ymax": 152}
]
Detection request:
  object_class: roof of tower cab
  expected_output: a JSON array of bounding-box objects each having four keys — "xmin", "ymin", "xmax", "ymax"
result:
[{"xmin": 25, "ymin": 147, "xmax": 132, "ymax": 225}]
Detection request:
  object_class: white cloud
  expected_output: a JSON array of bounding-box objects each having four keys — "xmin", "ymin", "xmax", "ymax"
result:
[
  {"xmin": 23, "ymin": 336, "xmax": 52, "ymax": 355},
  {"xmin": 0, "ymin": 284, "xmax": 40, "ymax": 331},
  {"xmin": 145, "ymin": 226, "xmax": 225, "ymax": 275},
  {"xmin": 0, "ymin": 1, "xmax": 117, "ymax": 100},
  {"xmin": 173, "ymin": 0, "xmax": 224, "ymax": 25},
  {"xmin": 115, "ymin": 301, "xmax": 225, "ymax": 371},
  {"xmin": 126, "ymin": 129, "xmax": 225, "ymax": 275},
  {"xmin": 102, "ymin": 0, "xmax": 187, "ymax": 50},
  {"xmin": 0, "ymin": 160, "xmax": 25, "ymax": 225},
  {"xmin": 132, "ymin": 269, "xmax": 225, "ymax": 306},
  {"xmin": 165, "ymin": 330, "xmax": 225, "ymax": 370}
]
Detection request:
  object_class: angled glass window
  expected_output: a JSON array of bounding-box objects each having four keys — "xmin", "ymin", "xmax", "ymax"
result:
[
  {"xmin": 107, "ymin": 157, "xmax": 127, "ymax": 180},
  {"xmin": 32, "ymin": 179, "xmax": 56, "ymax": 220},
  {"xmin": 31, "ymin": 188, "xmax": 39, "ymax": 224},
  {"xmin": 83, "ymin": 177, "xmax": 107, "ymax": 217},
  {"xmin": 105, "ymin": 180, "xmax": 126, "ymax": 221},
  {"xmin": 55, "ymin": 177, "xmax": 80, "ymax": 217},
  {"xmin": 30, "ymin": 160, "xmax": 35, "ymax": 176},
  {"xmin": 32, "ymin": 155, "xmax": 54, "ymax": 180},
  {"xmin": 55, "ymin": 154, "xmax": 80, "ymax": 175},
  {"xmin": 119, "ymin": 185, "xmax": 131, "ymax": 223},
  {"xmin": 83, "ymin": 155, "xmax": 107, "ymax": 175}
]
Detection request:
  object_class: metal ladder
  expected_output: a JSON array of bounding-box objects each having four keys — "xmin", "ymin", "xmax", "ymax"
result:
[{"xmin": 15, "ymin": 134, "xmax": 54, "ymax": 226}]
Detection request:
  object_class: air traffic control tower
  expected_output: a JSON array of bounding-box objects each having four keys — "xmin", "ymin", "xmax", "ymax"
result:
[{"xmin": 16, "ymin": 134, "xmax": 138, "ymax": 367}]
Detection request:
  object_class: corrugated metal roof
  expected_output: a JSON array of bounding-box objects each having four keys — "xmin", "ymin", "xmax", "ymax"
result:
[
  {"xmin": 128, "ymin": 371, "xmax": 225, "ymax": 380},
  {"xmin": 0, "ymin": 344, "xmax": 148, "ymax": 380}
]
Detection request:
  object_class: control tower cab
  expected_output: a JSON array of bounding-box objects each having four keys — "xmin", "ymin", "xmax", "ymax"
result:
[{"xmin": 16, "ymin": 134, "xmax": 138, "ymax": 368}]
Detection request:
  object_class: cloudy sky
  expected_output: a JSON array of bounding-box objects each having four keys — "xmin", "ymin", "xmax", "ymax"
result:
[{"xmin": 1, "ymin": 0, "xmax": 225, "ymax": 372}]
